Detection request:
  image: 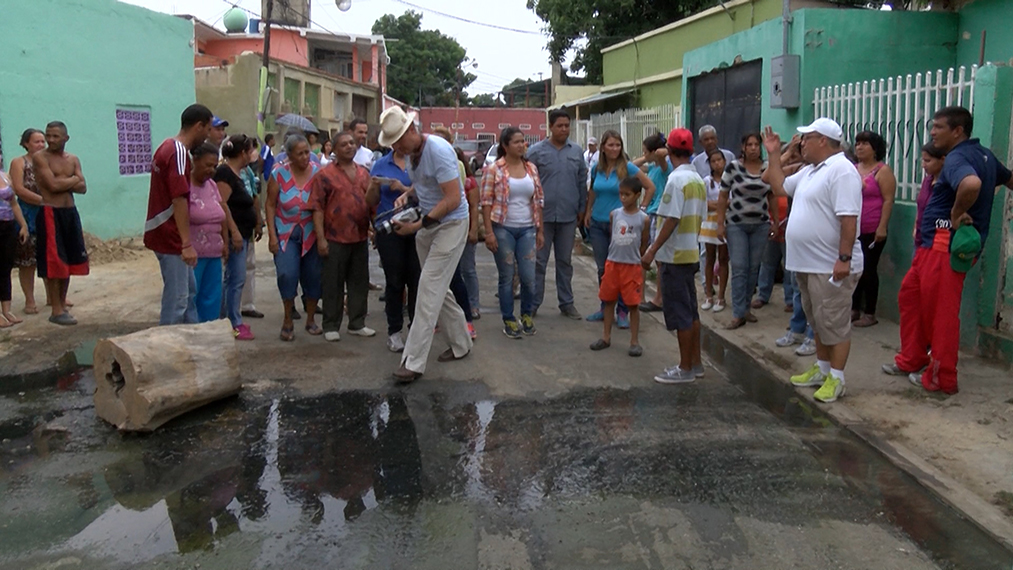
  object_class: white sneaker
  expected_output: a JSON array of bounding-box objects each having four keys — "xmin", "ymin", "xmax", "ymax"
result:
[
  {"xmin": 348, "ymin": 326, "xmax": 376, "ymax": 337},
  {"xmin": 712, "ymin": 300, "xmax": 725, "ymax": 313},
  {"xmin": 387, "ymin": 332, "xmax": 405, "ymax": 352},
  {"xmin": 775, "ymin": 330, "xmax": 803, "ymax": 347},
  {"xmin": 324, "ymin": 331, "xmax": 341, "ymax": 342},
  {"xmin": 795, "ymin": 337, "xmax": 817, "ymax": 356},
  {"xmin": 701, "ymin": 298, "xmax": 713, "ymax": 311}
]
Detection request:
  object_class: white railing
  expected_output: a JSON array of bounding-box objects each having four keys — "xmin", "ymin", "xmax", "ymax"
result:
[
  {"xmin": 573, "ymin": 104, "xmax": 682, "ymax": 151},
  {"xmin": 813, "ymin": 66, "xmax": 977, "ymax": 202}
]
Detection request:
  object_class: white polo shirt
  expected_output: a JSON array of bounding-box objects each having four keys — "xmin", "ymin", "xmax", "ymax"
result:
[{"xmin": 783, "ymin": 151, "xmax": 864, "ymax": 274}]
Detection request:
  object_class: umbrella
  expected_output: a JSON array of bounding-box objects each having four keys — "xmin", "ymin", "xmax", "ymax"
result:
[{"xmin": 275, "ymin": 114, "xmax": 319, "ymax": 134}]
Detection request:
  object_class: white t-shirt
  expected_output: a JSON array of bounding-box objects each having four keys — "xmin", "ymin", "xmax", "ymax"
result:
[
  {"xmin": 783, "ymin": 152, "xmax": 864, "ymax": 274},
  {"xmin": 354, "ymin": 145, "xmax": 374, "ymax": 169},
  {"xmin": 504, "ymin": 174, "xmax": 536, "ymax": 228}
]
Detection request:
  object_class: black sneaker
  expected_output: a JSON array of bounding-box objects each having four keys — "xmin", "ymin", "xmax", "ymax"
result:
[{"xmin": 503, "ymin": 319, "xmax": 522, "ymax": 339}]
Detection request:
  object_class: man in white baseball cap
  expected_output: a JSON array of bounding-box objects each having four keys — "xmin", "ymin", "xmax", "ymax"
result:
[
  {"xmin": 377, "ymin": 106, "xmax": 473, "ymax": 383},
  {"xmin": 584, "ymin": 137, "xmax": 599, "ymax": 169},
  {"xmin": 761, "ymin": 117, "xmax": 863, "ymax": 404}
]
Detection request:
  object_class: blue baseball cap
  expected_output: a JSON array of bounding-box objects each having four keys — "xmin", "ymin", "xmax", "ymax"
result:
[{"xmin": 212, "ymin": 116, "xmax": 229, "ymax": 128}]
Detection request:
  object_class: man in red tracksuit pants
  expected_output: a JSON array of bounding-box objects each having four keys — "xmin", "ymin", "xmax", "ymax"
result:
[{"xmin": 882, "ymin": 106, "xmax": 1012, "ymax": 394}]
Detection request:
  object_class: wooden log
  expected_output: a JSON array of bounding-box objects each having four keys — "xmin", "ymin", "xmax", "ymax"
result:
[{"xmin": 93, "ymin": 320, "xmax": 241, "ymax": 431}]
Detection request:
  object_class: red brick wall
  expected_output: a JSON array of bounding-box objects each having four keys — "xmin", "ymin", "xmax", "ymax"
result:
[{"xmin": 417, "ymin": 107, "xmax": 547, "ymax": 142}]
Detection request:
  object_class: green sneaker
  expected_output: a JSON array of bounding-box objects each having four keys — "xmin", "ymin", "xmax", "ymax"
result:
[
  {"xmin": 790, "ymin": 364, "xmax": 826, "ymax": 387},
  {"xmin": 503, "ymin": 319, "xmax": 522, "ymax": 339},
  {"xmin": 520, "ymin": 314, "xmax": 536, "ymax": 336},
  {"xmin": 814, "ymin": 374, "xmax": 846, "ymax": 403}
]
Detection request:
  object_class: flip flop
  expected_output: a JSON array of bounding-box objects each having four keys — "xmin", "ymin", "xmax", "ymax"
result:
[
  {"xmin": 0, "ymin": 316, "xmax": 12, "ymax": 329},
  {"xmin": 280, "ymin": 326, "xmax": 295, "ymax": 342},
  {"xmin": 2, "ymin": 313, "xmax": 23, "ymax": 325},
  {"xmin": 590, "ymin": 339, "xmax": 611, "ymax": 351},
  {"xmin": 305, "ymin": 322, "xmax": 323, "ymax": 336},
  {"xmin": 638, "ymin": 301, "xmax": 663, "ymax": 312},
  {"xmin": 23, "ymin": 306, "xmax": 39, "ymax": 315}
]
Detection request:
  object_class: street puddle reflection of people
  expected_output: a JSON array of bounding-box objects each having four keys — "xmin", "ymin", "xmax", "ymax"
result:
[{"xmin": 2, "ymin": 383, "xmax": 1012, "ymax": 569}]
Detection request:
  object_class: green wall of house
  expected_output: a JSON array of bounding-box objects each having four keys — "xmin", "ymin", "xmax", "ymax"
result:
[
  {"xmin": 956, "ymin": 0, "xmax": 1013, "ymax": 69},
  {"xmin": 0, "ymin": 0, "xmax": 195, "ymax": 239},
  {"xmin": 601, "ymin": 0, "xmax": 789, "ymax": 109}
]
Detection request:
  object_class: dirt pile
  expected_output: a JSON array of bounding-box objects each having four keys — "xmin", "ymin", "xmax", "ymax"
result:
[{"xmin": 83, "ymin": 233, "xmax": 147, "ymax": 265}]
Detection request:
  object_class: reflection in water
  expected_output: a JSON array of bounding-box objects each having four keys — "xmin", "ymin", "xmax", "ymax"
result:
[{"xmin": 13, "ymin": 387, "xmax": 1008, "ymax": 569}]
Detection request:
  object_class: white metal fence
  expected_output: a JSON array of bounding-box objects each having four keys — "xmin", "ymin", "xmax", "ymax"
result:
[
  {"xmin": 573, "ymin": 104, "xmax": 682, "ymax": 151},
  {"xmin": 813, "ymin": 65, "xmax": 977, "ymax": 202}
]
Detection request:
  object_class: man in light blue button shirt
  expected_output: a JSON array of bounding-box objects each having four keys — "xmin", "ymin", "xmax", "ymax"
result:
[{"xmin": 526, "ymin": 110, "xmax": 587, "ymax": 319}]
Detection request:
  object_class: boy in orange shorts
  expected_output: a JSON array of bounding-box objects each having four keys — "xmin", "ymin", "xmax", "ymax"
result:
[{"xmin": 590, "ymin": 177, "xmax": 650, "ymax": 356}]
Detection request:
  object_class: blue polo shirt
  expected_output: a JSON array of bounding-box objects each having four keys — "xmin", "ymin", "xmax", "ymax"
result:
[
  {"xmin": 370, "ymin": 152, "xmax": 413, "ymax": 214},
  {"xmin": 590, "ymin": 161, "xmax": 640, "ymax": 223},
  {"xmin": 919, "ymin": 138, "xmax": 1011, "ymax": 249}
]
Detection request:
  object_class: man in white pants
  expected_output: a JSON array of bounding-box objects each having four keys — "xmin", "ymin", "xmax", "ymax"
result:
[{"xmin": 379, "ymin": 107, "xmax": 473, "ymax": 383}]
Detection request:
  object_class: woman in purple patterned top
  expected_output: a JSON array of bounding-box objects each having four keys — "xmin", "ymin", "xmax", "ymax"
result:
[{"xmin": 188, "ymin": 143, "xmax": 229, "ymax": 323}]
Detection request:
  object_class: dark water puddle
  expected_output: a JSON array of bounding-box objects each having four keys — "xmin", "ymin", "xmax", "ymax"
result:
[{"xmin": 1, "ymin": 361, "xmax": 1011, "ymax": 568}]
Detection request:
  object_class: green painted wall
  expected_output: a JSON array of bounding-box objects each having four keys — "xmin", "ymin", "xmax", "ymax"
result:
[
  {"xmin": 602, "ymin": 0, "xmax": 787, "ymax": 105},
  {"xmin": 956, "ymin": 0, "xmax": 1013, "ymax": 68},
  {"xmin": 0, "ymin": 0, "xmax": 195, "ymax": 239}
]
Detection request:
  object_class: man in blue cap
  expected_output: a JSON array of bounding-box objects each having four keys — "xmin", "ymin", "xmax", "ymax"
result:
[
  {"xmin": 209, "ymin": 116, "xmax": 228, "ymax": 149},
  {"xmin": 883, "ymin": 106, "xmax": 1013, "ymax": 394}
]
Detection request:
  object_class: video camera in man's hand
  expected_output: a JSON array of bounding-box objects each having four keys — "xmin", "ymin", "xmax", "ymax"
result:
[{"xmin": 374, "ymin": 198, "xmax": 422, "ymax": 235}]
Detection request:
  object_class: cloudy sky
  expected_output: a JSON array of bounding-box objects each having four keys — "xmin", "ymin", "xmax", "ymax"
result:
[{"xmin": 120, "ymin": 0, "xmax": 555, "ymax": 94}]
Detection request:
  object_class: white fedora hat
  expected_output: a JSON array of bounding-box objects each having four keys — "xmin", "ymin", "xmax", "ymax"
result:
[{"xmin": 378, "ymin": 107, "xmax": 418, "ymax": 148}]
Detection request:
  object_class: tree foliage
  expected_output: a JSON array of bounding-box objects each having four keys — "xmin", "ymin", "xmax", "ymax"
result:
[
  {"xmin": 526, "ymin": 0, "xmax": 712, "ymax": 83},
  {"xmin": 469, "ymin": 93, "xmax": 502, "ymax": 107},
  {"xmin": 372, "ymin": 12, "xmax": 477, "ymax": 107}
]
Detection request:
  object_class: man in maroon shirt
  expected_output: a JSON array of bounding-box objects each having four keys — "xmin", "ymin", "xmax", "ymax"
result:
[
  {"xmin": 144, "ymin": 104, "xmax": 212, "ymax": 325},
  {"xmin": 306, "ymin": 131, "xmax": 381, "ymax": 341}
]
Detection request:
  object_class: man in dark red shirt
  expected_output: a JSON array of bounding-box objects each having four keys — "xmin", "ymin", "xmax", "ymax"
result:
[
  {"xmin": 306, "ymin": 131, "xmax": 380, "ymax": 340},
  {"xmin": 144, "ymin": 104, "xmax": 213, "ymax": 325}
]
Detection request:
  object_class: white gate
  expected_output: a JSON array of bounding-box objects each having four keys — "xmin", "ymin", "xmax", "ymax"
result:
[
  {"xmin": 586, "ymin": 104, "xmax": 682, "ymax": 151},
  {"xmin": 813, "ymin": 66, "xmax": 977, "ymax": 202}
]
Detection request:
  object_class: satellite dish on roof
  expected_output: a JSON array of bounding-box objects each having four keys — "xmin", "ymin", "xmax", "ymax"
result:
[{"xmin": 337, "ymin": 0, "xmax": 352, "ymax": 12}]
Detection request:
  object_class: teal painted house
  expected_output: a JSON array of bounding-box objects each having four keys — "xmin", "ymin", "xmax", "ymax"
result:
[{"xmin": 0, "ymin": 0, "xmax": 196, "ymax": 239}]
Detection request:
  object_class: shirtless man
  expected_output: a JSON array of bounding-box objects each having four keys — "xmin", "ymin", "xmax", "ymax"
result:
[{"xmin": 32, "ymin": 121, "xmax": 89, "ymax": 325}]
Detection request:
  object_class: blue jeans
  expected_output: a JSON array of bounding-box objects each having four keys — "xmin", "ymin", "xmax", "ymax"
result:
[
  {"xmin": 194, "ymin": 257, "xmax": 223, "ymax": 323},
  {"xmin": 587, "ymin": 219, "xmax": 627, "ymax": 314},
  {"xmin": 156, "ymin": 252, "xmax": 196, "ymax": 325},
  {"xmin": 492, "ymin": 224, "xmax": 536, "ymax": 321},
  {"xmin": 790, "ymin": 282, "xmax": 814, "ymax": 339},
  {"xmin": 726, "ymin": 222, "xmax": 770, "ymax": 319},
  {"xmin": 461, "ymin": 241, "xmax": 480, "ymax": 313},
  {"xmin": 223, "ymin": 239, "xmax": 248, "ymax": 328},
  {"xmin": 757, "ymin": 240, "xmax": 793, "ymax": 304},
  {"xmin": 273, "ymin": 225, "xmax": 322, "ymax": 301}
]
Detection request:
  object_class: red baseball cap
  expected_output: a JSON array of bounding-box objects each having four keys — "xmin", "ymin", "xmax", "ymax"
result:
[{"xmin": 666, "ymin": 128, "xmax": 693, "ymax": 152}]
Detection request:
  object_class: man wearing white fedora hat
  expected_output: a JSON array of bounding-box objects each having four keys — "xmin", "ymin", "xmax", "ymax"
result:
[{"xmin": 379, "ymin": 106, "xmax": 474, "ymax": 382}]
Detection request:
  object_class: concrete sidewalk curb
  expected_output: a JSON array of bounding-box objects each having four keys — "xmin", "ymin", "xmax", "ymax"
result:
[{"xmin": 570, "ymin": 252, "xmax": 1013, "ymax": 552}]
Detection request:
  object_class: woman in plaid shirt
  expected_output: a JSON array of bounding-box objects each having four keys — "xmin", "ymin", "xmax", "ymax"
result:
[{"xmin": 481, "ymin": 127, "xmax": 545, "ymax": 339}]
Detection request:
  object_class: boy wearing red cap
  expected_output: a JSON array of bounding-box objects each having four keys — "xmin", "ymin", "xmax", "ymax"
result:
[{"xmin": 642, "ymin": 128, "xmax": 708, "ymax": 383}]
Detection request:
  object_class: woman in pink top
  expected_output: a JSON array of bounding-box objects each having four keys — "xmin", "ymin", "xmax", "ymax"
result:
[
  {"xmin": 852, "ymin": 131, "xmax": 896, "ymax": 328},
  {"xmin": 188, "ymin": 142, "xmax": 229, "ymax": 323}
]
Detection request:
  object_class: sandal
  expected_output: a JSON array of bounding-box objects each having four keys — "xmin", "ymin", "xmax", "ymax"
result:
[
  {"xmin": 24, "ymin": 305, "xmax": 39, "ymax": 315},
  {"xmin": 590, "ymin": 338, "xmax": 611, "ymax": 351},
  {"xmin": 280, "ymin": 326, "xmax": 295, "ymax": 342},
  {"xmin": 2, "ymin": 313, "xmax": 23, "ymax": 325},
  {"xmin": 744, "ymin": 313, "xmax": 758, "ymax": 323},
  {"xmin": 725, "ymin": 318, "xmax": 747, "ymax": 330},
  {"xmin": 854, "ymin": 314, "xmax": 878, "ymax": 327},
  {"xmin": 638, "ymin": 301, "xmax": 662, "ymax": 312},
  {"xmin": 305, "ymin": 322, "xmax": 323, "ymax": 336}
]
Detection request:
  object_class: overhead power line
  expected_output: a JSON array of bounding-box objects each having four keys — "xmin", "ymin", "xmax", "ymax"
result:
[{"xmin": 390, "ymin": 0, "xmax": 543, "ymax": 36}]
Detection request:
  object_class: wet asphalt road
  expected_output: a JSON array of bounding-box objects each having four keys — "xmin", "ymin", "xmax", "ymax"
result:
[{"xmin": 2, "ymin": 248, "xmax": 1012, "ymax": 569}]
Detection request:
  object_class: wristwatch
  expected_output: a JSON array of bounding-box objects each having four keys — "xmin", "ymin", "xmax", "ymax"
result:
[{"xmin": 838, "ymin": 253, "xmax": 852, "ymax": 262}]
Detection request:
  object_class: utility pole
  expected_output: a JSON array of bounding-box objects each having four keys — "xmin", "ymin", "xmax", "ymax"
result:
[{"xmin": 257, "ymin": 0, "xmax": 274, "ymax": 141}]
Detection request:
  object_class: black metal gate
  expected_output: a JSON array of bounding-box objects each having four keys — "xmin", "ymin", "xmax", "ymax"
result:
[{"xmin": 689, "ymin": 60, "xmax": 763, "ymax": 154}]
